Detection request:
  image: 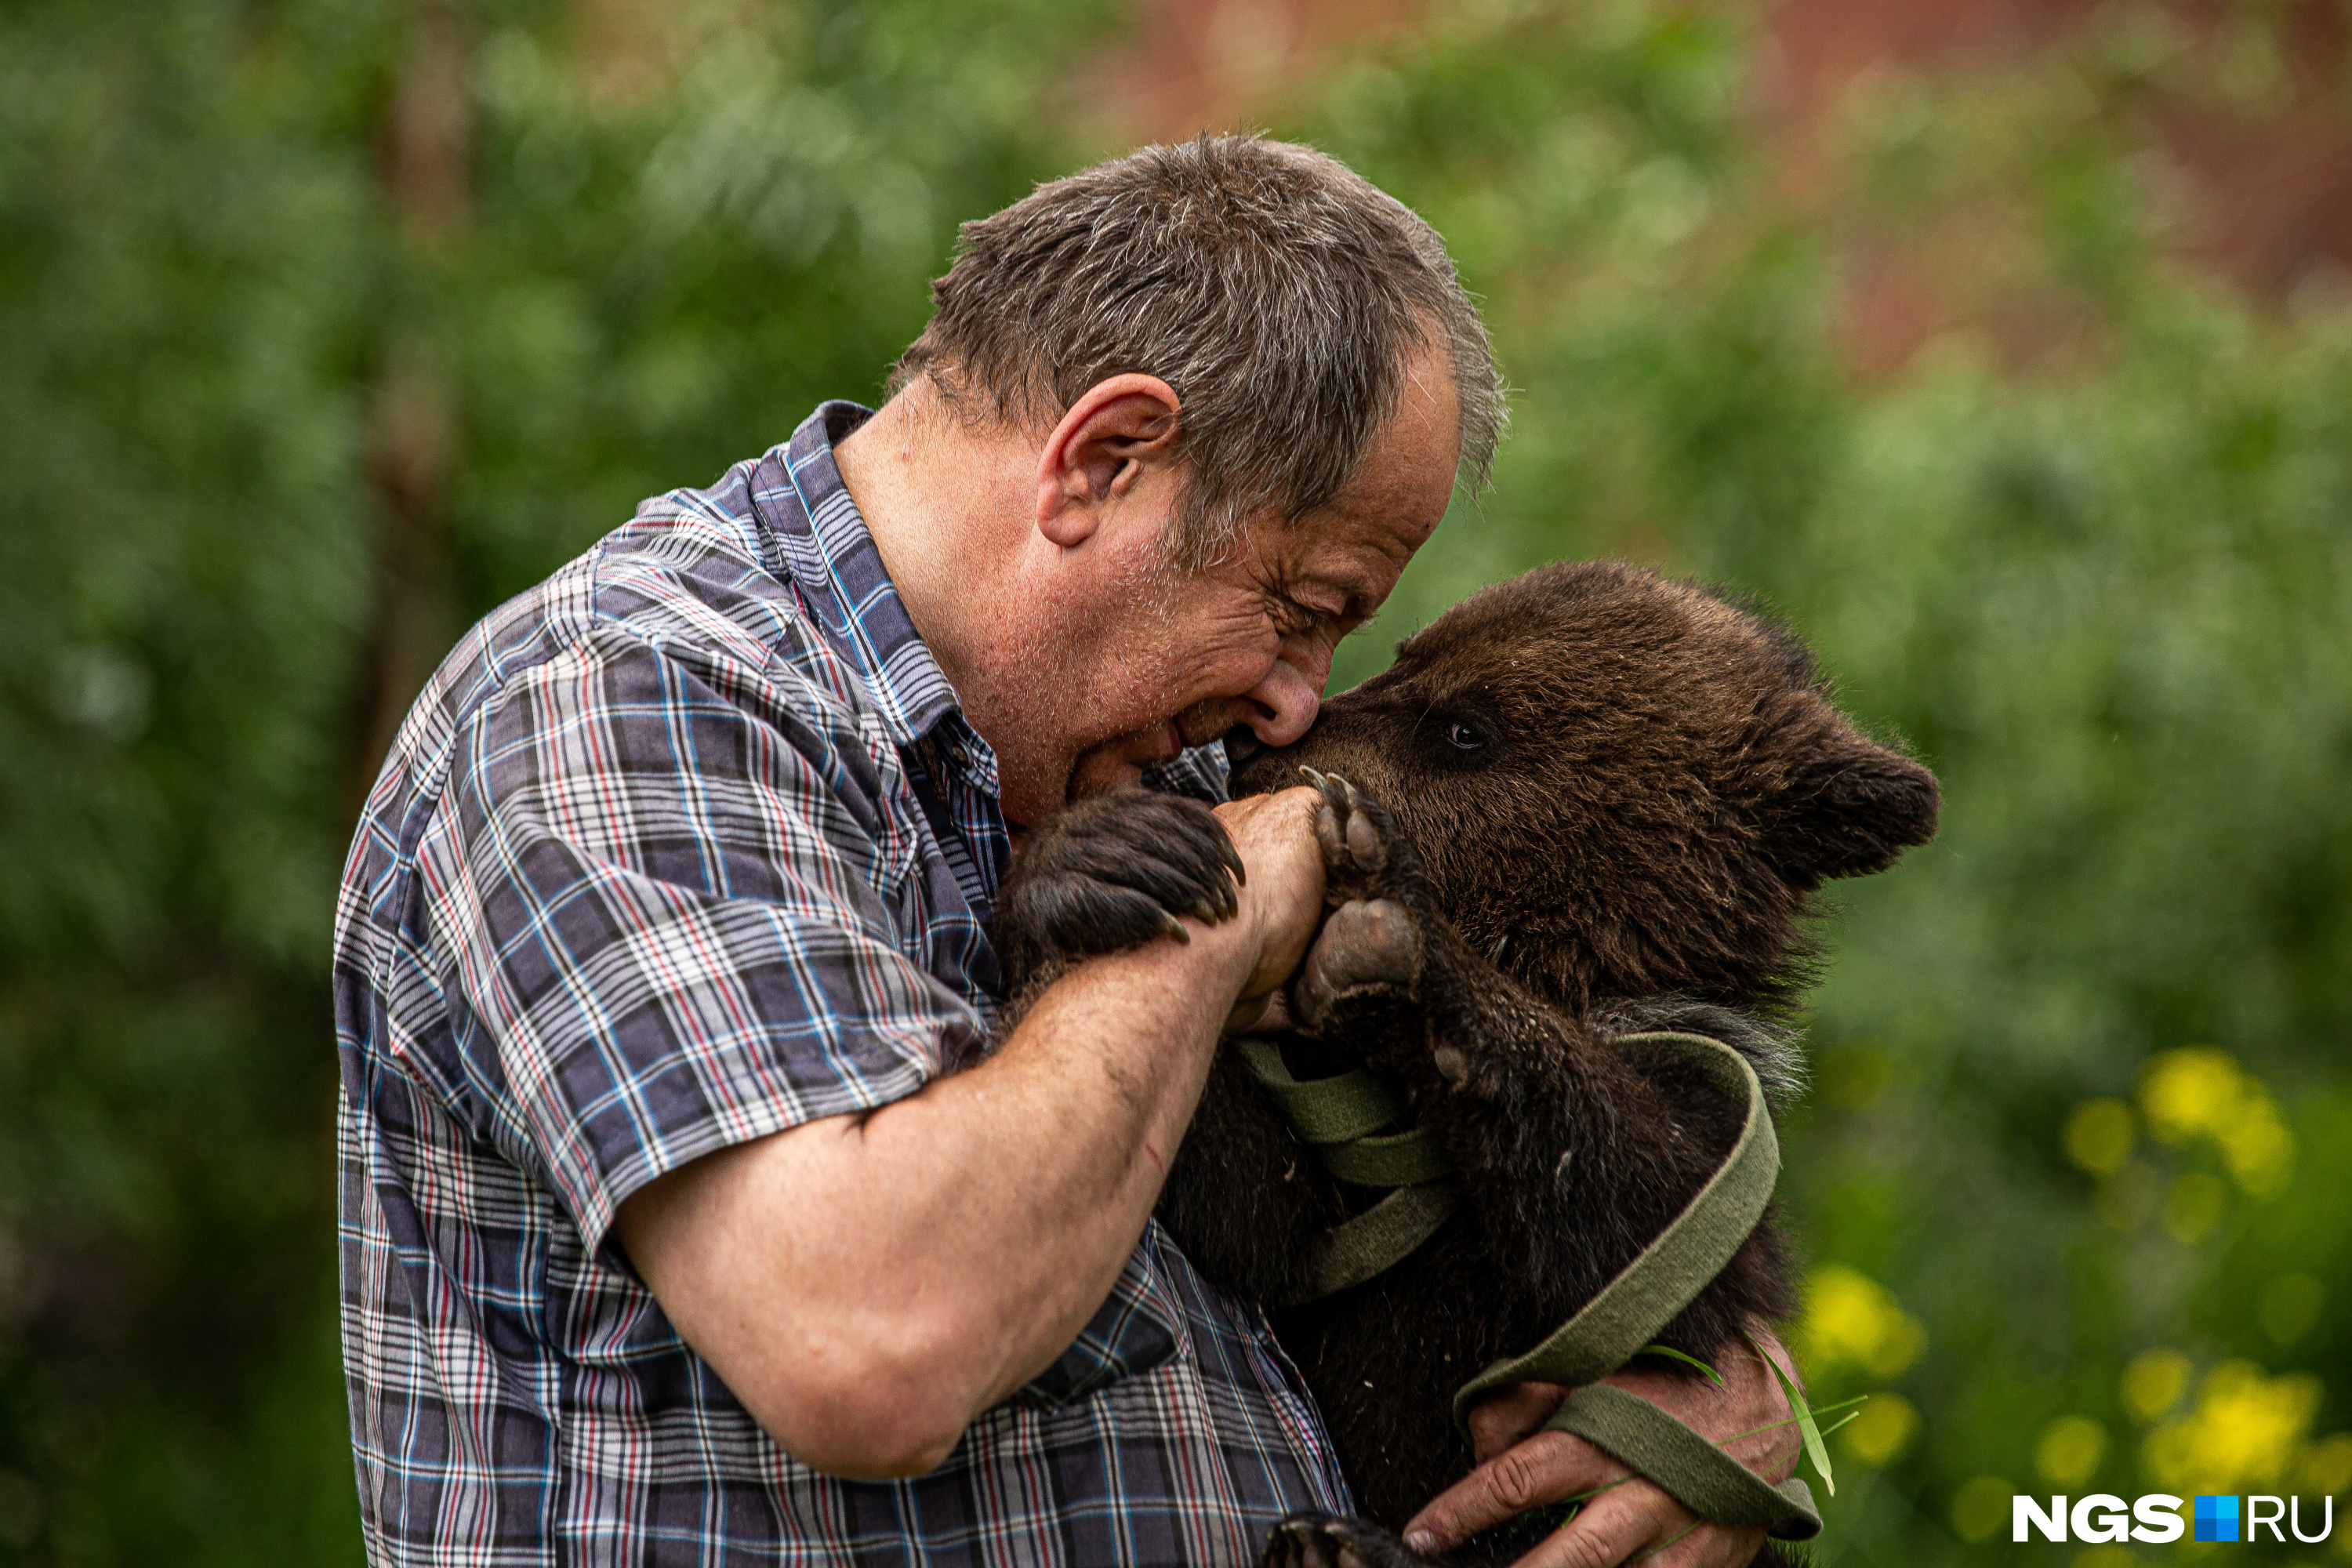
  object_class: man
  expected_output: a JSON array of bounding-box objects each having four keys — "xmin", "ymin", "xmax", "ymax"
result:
[{"xmin": 336, "ymin": 136, "xmax": 1798, "ymax": 1566}]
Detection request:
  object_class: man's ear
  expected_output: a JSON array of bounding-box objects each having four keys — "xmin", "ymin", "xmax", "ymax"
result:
[
  {"xmin": 1036, "ymin": 374, "xmax": 1182, "ymax": 548},
  {"xmin": 1765, "ymin": 720, "xmax": 1941, "ymax": 888}
]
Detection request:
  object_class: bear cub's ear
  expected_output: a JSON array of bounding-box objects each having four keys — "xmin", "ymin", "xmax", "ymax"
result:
[{"xmin": 1766, "ymin": 727, "xmax": 1941, "ymax": 888}]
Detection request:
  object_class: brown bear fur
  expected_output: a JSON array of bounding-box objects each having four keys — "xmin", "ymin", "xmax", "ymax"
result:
[{"xmin": 986, "ymin": 561, "xmax": 1940, "ymax": 1566}]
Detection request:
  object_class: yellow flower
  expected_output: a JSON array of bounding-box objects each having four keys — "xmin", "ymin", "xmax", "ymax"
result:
[
  {"xmin": 2140, "ymin": 1047, "xmax": 2244, "ymax": 1144},
  {"xmin": 2302, "ymin": 1432, "xmax": 2352, "ymax": 1497},
  {"xmin": 1951, "ymin": 1475, "xmax": 2014, "ymax": 1544},
  {"xmin": 2133, "ymin": 1047, "xmax": 2296, "ymax": 1198},
  {"xmin": 2122, "ymin": 1348, "xmax": 2193, "ymax": 1423},
  {"xmin": 1842, "ymin": 1393, "xmax": 1920, "ymax": 1468},
  {"xmin": 2064, "ymin": 1098, "xmax": 2137, "ymax": 1177},
  {"xmin": 1798, "ymin": 1264, "xmax": 1928, "ymax": 1379},
  {"xmin": 2218, "ymin": 1094, "xmax": 2296, "ymax": 1197},
  {"xmin": 2143, "ymin": 1359, "xmax": 2322, "ymax": 1493},
  {"xmin": 2037, "ymin": 1416, "xmax": 2110, "ymax": 1486}
]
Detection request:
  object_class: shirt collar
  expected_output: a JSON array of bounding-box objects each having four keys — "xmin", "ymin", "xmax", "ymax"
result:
[{"xmin": 750, "ymin": 401, "xmax": 971, "ymax": 755}]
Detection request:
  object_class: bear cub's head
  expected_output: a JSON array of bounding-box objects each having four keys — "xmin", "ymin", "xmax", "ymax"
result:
[{"xmin": 1230, "ymin": 561, "xmax": 1940, "ymax": 1022}]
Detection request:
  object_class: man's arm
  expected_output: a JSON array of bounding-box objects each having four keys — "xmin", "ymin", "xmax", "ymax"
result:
[{"xmin": 615, "ymin": 789, "xmax": 1323, "ymax": 1480}]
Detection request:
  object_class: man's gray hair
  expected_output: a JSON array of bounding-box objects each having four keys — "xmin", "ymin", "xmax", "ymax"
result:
[{"xmin": 891, "ymin": 135, "xmax": 1507, "ymax": 572}]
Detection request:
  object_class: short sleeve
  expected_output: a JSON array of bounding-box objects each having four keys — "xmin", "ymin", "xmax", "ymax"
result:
[{"xmin": 408, "ymin": 627, "xmax": 982, "ymax": 1252}]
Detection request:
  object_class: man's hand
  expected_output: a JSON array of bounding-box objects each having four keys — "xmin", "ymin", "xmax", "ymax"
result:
[
  {"xmin": 1403, "ymin": 1330, "xmax": 1803, "ymax": 1568},
  {"xmin": 616, "ymin": 784, "xmax": 1330, "ymax": 1481},
  {"xmin": 1214, "ymin": 786, "xmax": 1328, "ymax": 1004}
]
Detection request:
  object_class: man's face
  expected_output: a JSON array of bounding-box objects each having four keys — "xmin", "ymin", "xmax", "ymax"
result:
[{"xmin": 1003, "ymin": 342, "xmax": 1461, "ymax": 822}]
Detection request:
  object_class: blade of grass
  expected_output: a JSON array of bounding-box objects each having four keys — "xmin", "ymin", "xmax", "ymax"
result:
[
  {"xmin": 1745, "ymin": 1329, "xmax": 1835, "ymax": 1497},
  {"xmin": 1631, "ymin": 1520, "xmax": 1704, "ymax": 1562},
  {"xmin": 1559, "ymin": 1476, "xmax": 1636, "ymax": 1505},
  {"xmin": 1638, "ymin": 1344, "xmax": 1726, "ymax": 1387},
  {"xmin": 1726, "ymin": 1392, "xmax": 1870, "ymax": 1446}
]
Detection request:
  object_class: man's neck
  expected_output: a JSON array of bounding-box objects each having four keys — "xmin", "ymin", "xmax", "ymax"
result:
[{"xmin": 832, "ymin": 383, "xmax": 1032, "ymax": 711}]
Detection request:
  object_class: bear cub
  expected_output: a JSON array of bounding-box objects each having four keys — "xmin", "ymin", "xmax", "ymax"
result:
[{"xmin": 986, "ymin": 561, "xmax": 1940, "ymax": 1566}]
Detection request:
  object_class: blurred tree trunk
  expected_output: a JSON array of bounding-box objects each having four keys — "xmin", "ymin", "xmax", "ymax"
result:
[{"xmin": 348, "ymin": 0, "xmax": 470, "ymax": 814}]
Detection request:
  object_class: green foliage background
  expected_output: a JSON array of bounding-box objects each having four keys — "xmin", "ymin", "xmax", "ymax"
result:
[{"xmin": 2, "ymin": 0, "xmax": 2345, "ymax": 1561}]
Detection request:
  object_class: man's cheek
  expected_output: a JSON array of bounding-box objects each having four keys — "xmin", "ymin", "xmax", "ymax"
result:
[{"xmin": 1167, "ymin": 630, "xmax": 1279, "ymax": 702}]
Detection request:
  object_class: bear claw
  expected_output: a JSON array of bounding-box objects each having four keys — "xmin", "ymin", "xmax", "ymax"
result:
[
  {"xmin": 1260, "ymin": 1512, "xmax": 1427, "ymax": 1568},
  {"xmin": 1302, "ymin": 771, "xmax": 1403, "ymax": 901},
  {"xmin": 987, "ymin": 790, "xmax": 1243, "ymax": 992}
]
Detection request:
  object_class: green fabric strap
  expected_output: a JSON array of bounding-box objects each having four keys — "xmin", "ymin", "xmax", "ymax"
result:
[
  {"xmin": 1237, "ymin": 1030, "xmax": 1814, "ymax": 1538},
  {"xmin": 1236, "ymin": 1039, "xmax": 1459, "ymax": 1298},
  {"xmin": 1445, "ymin": 1032, "xmax": 1816, "ymax": 1541},
  {"xmin": 1237, "ymin": 1038, "xmax": 1409, "ymax": 1145},
  {"xmin": 1299, "ymin": 1180, "xmax": 1462, "ymax": 1301},
  {"xmin": 1316, "ymin": 1128, "xmax": 1454, "ymax": 1187},
  {"xmin": 1451, "ymin": 1033, "xmax": 1779, "ymax": 1421},
  {"xmin": 1544, "ymin": 1384, "xmax": 1823, "ymax": 1541}
]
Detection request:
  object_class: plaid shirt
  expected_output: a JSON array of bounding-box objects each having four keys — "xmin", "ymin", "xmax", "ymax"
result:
[{"xmin": 334, "ymin": 402, "xmax": 1351, "ymax": 1565}]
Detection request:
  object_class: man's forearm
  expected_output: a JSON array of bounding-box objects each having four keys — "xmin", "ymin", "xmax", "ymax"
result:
[{"xmin": 617, "ymin": 916, "xmax": 1254, "ymax": 1478}]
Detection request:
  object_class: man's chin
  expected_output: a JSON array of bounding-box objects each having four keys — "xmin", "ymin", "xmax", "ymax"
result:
[
  {"xmin": 998, "ymin": 756, "xmax": 1131, "ymax": 829},
  {"xmin": 1065, "ymin": 722, "xmax": 1186, "ymax": 803}
]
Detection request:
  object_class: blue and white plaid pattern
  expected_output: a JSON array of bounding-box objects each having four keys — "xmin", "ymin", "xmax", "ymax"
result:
[{"xmin": 335, "ymin": 402, "xmax": 1349, "ymax": 1564}]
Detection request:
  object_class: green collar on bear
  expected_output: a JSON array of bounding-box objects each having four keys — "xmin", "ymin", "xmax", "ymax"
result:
[
  {"xmin": 1233, "ymin": 1029, "xmax": 1820, "ymax": 1543},
  {"xmin": 1234, "ymin": 1037, "xmax": 1459, "ymax": 1300}
]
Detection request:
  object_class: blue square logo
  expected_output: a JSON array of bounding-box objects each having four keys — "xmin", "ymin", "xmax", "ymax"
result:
[{"xmin": 2194, "ymin": 1494, "xmax": 2240, "ymax": 1543}]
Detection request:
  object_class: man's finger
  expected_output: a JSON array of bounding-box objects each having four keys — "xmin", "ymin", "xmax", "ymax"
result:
[
  {"xmin": 1468, "ymin": 1381, "xmax": 1573, "ymax": 1462},
  {"xmin": 1223, "ymin": 986, "xmax": 1297, "ymax": 1036},
  {"xmin": 1511, "ymin": 1481, "xmax": 1682, "ymax": 1568},
  {"xmin": 1513, "ymin": 1480, "xmax": 1763, "ymax": 1568},
  {"xmin": 1402, "ymin": 1430, "xmax": 1622, "ymax": 1556}
]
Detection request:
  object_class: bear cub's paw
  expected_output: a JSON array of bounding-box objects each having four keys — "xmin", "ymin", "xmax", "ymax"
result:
[
  {"xmin": 1294, "ymin": 771, "xmax": 1425, "ymax": 1032},
  {"xmin": 1261, "ymin": 1512, "xmax": 1429, "ymax": 1568},
  {"xmin": 989, "ymin": 790, "xmax": 1243, "ymax": 993}
]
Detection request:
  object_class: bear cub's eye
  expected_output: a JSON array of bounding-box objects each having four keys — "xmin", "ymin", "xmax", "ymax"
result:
[{"xmin": 1445, "ymin": 720, "xmax": 1486, "ymax": 752}]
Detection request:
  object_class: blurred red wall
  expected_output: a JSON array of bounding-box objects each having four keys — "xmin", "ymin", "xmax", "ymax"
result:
[{"xmin": 1096, "ymin": 0, "xmax": 2352, "ymax": 373}]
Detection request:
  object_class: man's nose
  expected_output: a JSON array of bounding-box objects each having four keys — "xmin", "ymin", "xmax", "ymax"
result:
[{"xmin": 1236, "ymin": 653, "xmax": 1321, "ymax": 749}]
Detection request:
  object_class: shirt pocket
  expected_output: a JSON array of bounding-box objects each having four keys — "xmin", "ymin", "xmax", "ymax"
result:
[{"xmin": 1007, "ymin": 1226, "xmax": 1183, "ymax": 1412}]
